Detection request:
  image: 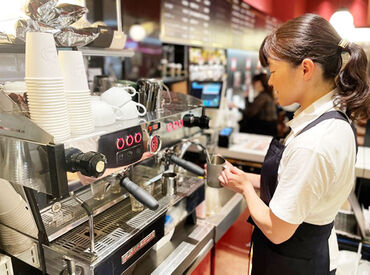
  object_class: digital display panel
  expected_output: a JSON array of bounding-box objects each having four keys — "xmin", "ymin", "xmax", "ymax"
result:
[{"xmin": 190, "ymin": 81, "xmax": 223, "ymax": 108}]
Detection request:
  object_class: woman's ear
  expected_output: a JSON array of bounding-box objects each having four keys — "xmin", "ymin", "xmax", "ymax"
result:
[{"xmin": 301, "ymin": 58, "xmax": 315, "ymax": 81}]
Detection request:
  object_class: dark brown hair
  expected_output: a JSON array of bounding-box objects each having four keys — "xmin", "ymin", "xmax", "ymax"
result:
[
  {"xmin": 252, "ymin": 73, "xmax": 274, "ymax": 97},
  {"xmin": 259, "ymin": 13, "xmax": 370, "ymax": 120}
]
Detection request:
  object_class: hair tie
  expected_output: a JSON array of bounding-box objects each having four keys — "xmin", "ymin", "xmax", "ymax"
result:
[{"xmin": 338, "ymin": 39, "xmax": 350, "ymax": 49}]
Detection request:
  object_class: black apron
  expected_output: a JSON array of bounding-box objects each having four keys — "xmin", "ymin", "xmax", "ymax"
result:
[{"xmin": 248, "ymin": 111, "xmax": 357, "ymax": 275}]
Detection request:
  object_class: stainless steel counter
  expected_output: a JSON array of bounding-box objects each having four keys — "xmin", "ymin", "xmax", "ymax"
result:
[
  {"xmin": 202, "ymin": 188, "xmax": 246, "ymax": 242},
  {"xmin": 123, "ymin": 187, "xmax": 246, "ymax": 274}
]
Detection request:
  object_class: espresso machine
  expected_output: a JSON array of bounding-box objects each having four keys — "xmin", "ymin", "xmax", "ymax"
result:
[{"xmin": 0, "ymin": 90, "xmax": 210, "ymax": 274}]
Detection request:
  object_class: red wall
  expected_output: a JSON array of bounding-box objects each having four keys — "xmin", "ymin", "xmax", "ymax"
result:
[
  {"xmin": 306, "ymin": 0, "xmax": 368, "ymax": 27},
  {"xmin": 243, "ymin": 0, "xmax": 369, "ymax": 27}
]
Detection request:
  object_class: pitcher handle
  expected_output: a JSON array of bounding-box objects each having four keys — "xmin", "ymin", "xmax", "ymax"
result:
[{"xmin": 163, "ymin": 84, "xmax": 172, "ymax": 105}]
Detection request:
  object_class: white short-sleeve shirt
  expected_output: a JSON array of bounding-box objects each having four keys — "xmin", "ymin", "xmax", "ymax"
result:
[{"xmin": 269, "ymin": 90, "xmax": 356, "ymax": 271}]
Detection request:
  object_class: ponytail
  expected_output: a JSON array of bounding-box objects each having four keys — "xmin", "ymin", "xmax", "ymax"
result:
[{"xmin": 335, "ymin": 43, "xmax": 370, "ymax": 120}]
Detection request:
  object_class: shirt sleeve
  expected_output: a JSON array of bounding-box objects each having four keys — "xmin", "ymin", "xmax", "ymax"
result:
[{"xmin": 269, "ymin": 147, "xmax": 335, "ymax": 224}]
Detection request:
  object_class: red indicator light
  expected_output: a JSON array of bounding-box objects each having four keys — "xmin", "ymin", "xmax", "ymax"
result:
[
  {"xmin": 116, "ymin": 138, "xmax": 125, "ymax": 150},
  {"xmin": 148, "ymin": 126, "xmax": 152, "ymax": 131},
  {"xmin": 135, "ymin": 132, "xmax": 142, "ymax": 143},
  {"xmin": 126, "ymin": 135, "xmax": 134, "ymax": 147}
]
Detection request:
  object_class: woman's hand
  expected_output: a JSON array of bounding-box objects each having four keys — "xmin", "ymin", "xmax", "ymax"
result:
[{"xmin": 218, "ymin": 165, "xmax": 253, "ymax": 194}]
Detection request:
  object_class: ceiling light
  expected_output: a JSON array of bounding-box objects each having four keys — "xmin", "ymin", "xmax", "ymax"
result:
[
  {"xmin": 129, "ymin": 24, "xmax": 146, "ymax": 42},
  {"xmin": 329, "ymin": 9, "xmax": 355, "ymax": 39}
]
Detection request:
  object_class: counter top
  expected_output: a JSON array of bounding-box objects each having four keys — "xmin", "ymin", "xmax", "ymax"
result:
[
  {"xmin": 216, "ymin": 132, "xmax": 370, "ymax": 180},
  {"xmin": 215, "ymin": 133, "xmax": 272, "ymax": 163}
]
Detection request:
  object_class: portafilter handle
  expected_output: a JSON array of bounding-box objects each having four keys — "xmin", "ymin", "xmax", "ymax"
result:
[
  {"xmin": 183, "ymin": 113, "xmax": 210, "ymax": 129},
  {"xmin": 169, "ymin": 155, "xmax": 205, "ymax": 176},
  {"xmin": 119, "ymin": 176, "xmax": 159, "ymax": 210}
]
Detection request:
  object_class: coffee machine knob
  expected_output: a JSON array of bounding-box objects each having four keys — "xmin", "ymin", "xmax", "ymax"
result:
[{"xmin": 65, "ymin": 148, "xmax": 107, "ymax": 178}]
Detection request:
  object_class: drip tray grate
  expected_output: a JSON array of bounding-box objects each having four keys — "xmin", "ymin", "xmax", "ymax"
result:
[{"xmin": 51, "ymin": 192, "xmax": 168, "ymax": 261}]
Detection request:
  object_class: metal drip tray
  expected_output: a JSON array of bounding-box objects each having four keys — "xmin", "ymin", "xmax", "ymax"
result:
[
  {"xmin": 49, "ymin": 175, "xmax": 204, "ymax": 266},
  {"xmin": 51, "ymin": 192, "xmax": 168, "ymax": 262},
  {"xmin": 42, "ymin": 185, "xmax": 131, "ymax": 241},
  {"xmin": 42, "ymin": 165, "xmax": 164, "ymax": 242}
]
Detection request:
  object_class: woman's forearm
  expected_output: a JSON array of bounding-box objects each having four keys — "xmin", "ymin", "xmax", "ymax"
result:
[
  {"xmin": 242, "ymin": 184, "xmax": 272, "ymax": 237},
  {"xmin": 242, "ymin": 183, "xmax": 298, "ymax": 244},
  {"xmin": 245, "ymin": 173, "xmax": 261, "ymax": 189}
]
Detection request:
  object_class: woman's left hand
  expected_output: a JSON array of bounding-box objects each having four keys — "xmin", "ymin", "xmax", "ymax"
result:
[{"xmin": 218, "ymin": 166, "xmax": 253, "ymax": 194}]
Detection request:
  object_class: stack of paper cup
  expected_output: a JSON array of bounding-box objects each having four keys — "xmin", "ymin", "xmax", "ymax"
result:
[
  {"xmin": 58, "ymin": 50, "xmax": 94, "ymax": 135},
  {"xmin": 25, "ymin": 32, "xmax": 71, "ymax": 143},
  {"xmin": 0, "ymin": 179, "xmax": 38, "ymax": 254}
]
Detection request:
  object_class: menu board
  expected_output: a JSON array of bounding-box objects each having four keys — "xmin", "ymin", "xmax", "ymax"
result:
[{"xmin": 160, "ymin": 0, "xmax": 280, "ymax": 50}]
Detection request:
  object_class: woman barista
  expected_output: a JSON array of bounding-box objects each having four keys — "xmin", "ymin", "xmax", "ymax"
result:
[{"xmin": 218, "ymin": 14, "xmax": 370, "ymax": 274}]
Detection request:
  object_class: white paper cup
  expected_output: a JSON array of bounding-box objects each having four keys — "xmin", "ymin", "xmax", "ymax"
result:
[
  {"xmin": 58, "ymin": 51, "xmax": 89, "ymax": 91},
  {"xmin": 28, "ymin": 103, "xmax": 68, "ymax": 109},
  {"xmin": 25, "ymin": 32, "xmax": 62, "ymax": 79},
  {"xmin": 27, "ymin": 99, "xmax": 68, "ymax": 105},
  {"xmin": 25, "ymin": 76, "xmax": 63, "ymax": 80},
  {"xmin": 26, "ymin": 83, "xmax": 65, "ymax": 88},
  {"xmin": 27, "ymin": 91, "xmax": 65, "ymax": 96}
]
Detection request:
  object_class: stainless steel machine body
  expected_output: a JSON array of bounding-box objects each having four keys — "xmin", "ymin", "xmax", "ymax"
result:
[{"xmin": 0, "ymin": 90, "xmax": 209, "ymax": 274}]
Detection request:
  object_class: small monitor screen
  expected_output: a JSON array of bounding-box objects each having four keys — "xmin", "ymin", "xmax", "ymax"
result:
[
  {"xmin": 190, "ymin": 81, "xmax": 223, "ymax": 108},
  {"xmin": 220, "ymin": 127, "xmax": 233, "ymax": 136}
]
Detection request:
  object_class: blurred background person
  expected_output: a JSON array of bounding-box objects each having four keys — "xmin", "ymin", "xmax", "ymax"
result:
[{"xmin": 235, "ymin": 73, "xmax": 278, "ymax": 136}]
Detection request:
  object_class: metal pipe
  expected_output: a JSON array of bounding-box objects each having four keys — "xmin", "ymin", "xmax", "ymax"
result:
[
  {"xmin": 70, "ymin": 192, "xmax": 95, "ymax": 253},
  {"xmin": 88, "ymin": 215, "xmax": 95, "ymax": 253},
  {"xmin": 116, "ymin": 0, "xmax": 122, "ymax": 32}
]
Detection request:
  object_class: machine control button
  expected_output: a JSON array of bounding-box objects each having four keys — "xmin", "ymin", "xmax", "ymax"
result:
[
  {"xmin": 179, "ymin": 119, "xmax": 184, "ymax": 128},
  {"xmin": 173, "ymin": 120, "xmax": 178, "ymax": 130},
  {"xmin": 126, "ymin": 135, "xmax": 134, "ymax": 147},
  {"xmin": 166, "ymin": 123, "xmax": 173, "ymax": 132},
  {"xmin": 117, "ymin": 152, "xmax": 124, "ymax": 161},
  {"xmin": 134, "ymin": 132, "xmax": 142, "ymax": 143},
  {"xmin": 116, "ymin": 138, "xmax": 125, "ymax": 150}
]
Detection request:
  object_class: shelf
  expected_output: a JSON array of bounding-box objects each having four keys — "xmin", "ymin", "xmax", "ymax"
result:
[
  {"xmin": 0, "ymin": 44, "xmax": 25, "ymax": 54},
  {"xmin": 78, "ymin": 47, "xmax": 135, "ymax": 57},
  {"xmin": 0, "ymin": 44, "xmax": 135, "ymax": 58},
  {"xmin": 162, "ymin": 76, "xmax": 187, "ymax": 83}
]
